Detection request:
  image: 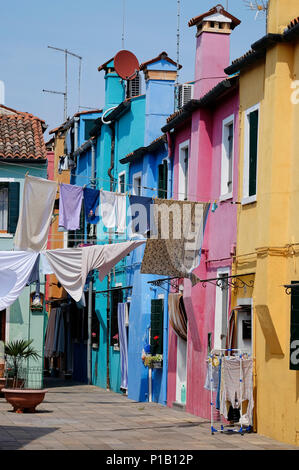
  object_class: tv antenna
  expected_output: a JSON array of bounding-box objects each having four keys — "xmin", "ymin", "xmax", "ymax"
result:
[
  {"xmin": 175, "ymin": 0, "xmax": 181, "ymax": 112},
  {"xmin": 122, "ymin": 0, "xmax": 126, "ymax": 49},
  {"xmin": 43, "ymin": 46, "xmax": 83, "ymax": 121},
  {"xmin": 243, "ymin": 1, "xmax": 268, "ymax": 20}
]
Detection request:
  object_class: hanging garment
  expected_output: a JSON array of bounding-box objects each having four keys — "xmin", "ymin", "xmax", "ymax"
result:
[
  {"xmin": 59, "ymin": 184, "xmax": 83, "ymax": 231},
  {"xmin": 0, "ymin": 251, "xmax": 39, "ymax": 310},
  {"xmin": 129, "ymin": 195, "xmax": 153, "ymax": 235},
  {"xmin": 40, "ymin": 252, "xmax": 54, "ymax": 275},
  {"xmin": 54, "ymin": 308, "xmax": 65, "ymax": 355},
  {"xmin": 140, "ymin": 199, "xmax": 210, "ymax": 285},
  {"xmin": 215, "ymin": 358, "xmax": 222, "ymax": 410},
  {"xmin": 26, "ymin": 254, "xmax": 40, "ymax": 286},
  {"xmin": 204, "ymin": 361, "xmax": 220, "ymax": 392},
  {"xmin": 168, "ymin": 293, "xmax": 187, "ymax": 341},
  {"xmin": 44, "ymin": 241, "xmax": 146, "ymax": 302},
  {"xmin": 83, "ymin": 187, "xmax": 100, "ymax": 224},
  {"xmin": 14, "ymin": 175, "xmax": 57, "ymax": 252},
  {"xmin": 220, "ymin": 357, "xmax": 254, "ymax": 425},
  {"xmin": 100, "ymin": 190, "xmax": 117, "ymax": 229},
  {"xmin": 116, "ymin": 194, "xmax": 126, "ymax": 233},
  {"xmin": 118, "ymin": 303, "xmax": 128, "ymax": 390},
  {"xmin": 44, "ymin": 308, "xmax": 57, "ymax": 358}
]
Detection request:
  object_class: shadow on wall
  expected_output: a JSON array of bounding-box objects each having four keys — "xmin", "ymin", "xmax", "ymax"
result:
[
  {"xmin": 9, "ymin": 299, "xmax": 24, "ymax": 325},
  {"xmin": 255, "ymin": 305, "xmax": 284, "ymax": 361}
]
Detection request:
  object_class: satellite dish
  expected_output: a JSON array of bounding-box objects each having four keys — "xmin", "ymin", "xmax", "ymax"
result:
[{"xmin": 114, "ymin": 50, "xmax": 140, "ymax": 80}]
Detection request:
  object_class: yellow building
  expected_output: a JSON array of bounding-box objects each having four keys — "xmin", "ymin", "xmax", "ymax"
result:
[{"xmin": 225, "ymin": 0, "xmax": 299, "ymax": 446}]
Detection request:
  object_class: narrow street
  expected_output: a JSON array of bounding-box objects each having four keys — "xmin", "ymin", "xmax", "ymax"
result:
[{"xmin": 0, "ymin": 380, "xmax": 297, "ymax": 451}]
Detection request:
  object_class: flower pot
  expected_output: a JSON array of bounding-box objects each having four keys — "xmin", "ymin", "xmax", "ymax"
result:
[{"xmin": 2, "ymin": 388, "xmax": 48, "ymax": 413}]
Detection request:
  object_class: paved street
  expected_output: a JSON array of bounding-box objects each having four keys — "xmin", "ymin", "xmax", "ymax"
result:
[{"xmin": 0, "ymin": 379, "xmax": 297, "ymax": 451}]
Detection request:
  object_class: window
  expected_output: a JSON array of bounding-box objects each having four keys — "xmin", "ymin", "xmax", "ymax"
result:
[
  {"xmin": 118, "ymin": 172, "xmax": 126, "ymax": 194},
  {"xmin": 110, "ymin": 288, "xmax": 123, "ymax": 346},
  {"xmin": 0, "ymin": 182, "xmax": 20, "ymax": 234},
  {"xmin": 214, "ymin": 269, "xmax": 229, "ymax": 350},
  {"xmin": 179, "ymin": 140, "xmax": 189, "ymax": 201},
  {"xmin": 126, "ymin": 75, "xmax": 141, "ymax": 99},
  {"xmin": 158, "ymin": 160, "xmax": 168, "ymax": 199},
  {"xmin": 243, "ymin": 105, "xmax": 259, "ymax": 204},
  {"xmin": 221, "ymin": 116, "xmax": 234, "ymax": 199},
  {"xmin": 150, "ymin": 299, "xmax": 164, "ymax": 355},
  {"xmin": 133, "ymin": 172, "xmax": 142, "ymax": 196},
  {"xmin": 84, "ymin": 119, "xmax": 97, "ymax": 141},
  {"xmin": 68, "ymin": 202, "xmax": 85, "ymax": 247}
]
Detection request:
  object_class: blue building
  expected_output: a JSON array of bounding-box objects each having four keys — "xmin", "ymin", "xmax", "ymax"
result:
[{"xmin": 119, "ymin": 52, "xmax": 179, "ymax": 405}]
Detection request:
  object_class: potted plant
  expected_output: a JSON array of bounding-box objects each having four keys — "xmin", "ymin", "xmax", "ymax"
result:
[
  {"xmin": 2, "ymin": 339, "xmax": 48, "ymax": 413},
  {"xmin": 142, "ymin": 354, "xmax": 163, "ymax": 369}
]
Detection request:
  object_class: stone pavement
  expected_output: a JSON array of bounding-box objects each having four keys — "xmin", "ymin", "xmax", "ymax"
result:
[{"xmin": 0, "ymin": 379, "xmax": 297, "ymax": 451}]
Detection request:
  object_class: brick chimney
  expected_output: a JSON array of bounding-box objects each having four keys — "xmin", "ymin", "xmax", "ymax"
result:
[{"xmin": 188, "ymin": 4, "xmax": 240, "ymax": 99}]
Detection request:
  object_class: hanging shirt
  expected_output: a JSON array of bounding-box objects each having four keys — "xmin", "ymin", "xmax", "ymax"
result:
[
  {"xmin": 100, "ymin": 190, "xmax": 117, "ymax": 229},
  {"xmin": 14, "ymin": 175, "xmax": 57, "ymax": 252},
  {"xmin": 116, "ymin": 194, "xmax": 126, "ymax": 233},
  {"xmin": 59, "ymin": 184, "xmax": 83, "ymax": 231},
  {"xmin": 83, "ymin": 187, "xmax": 100, "ymax": 224}
]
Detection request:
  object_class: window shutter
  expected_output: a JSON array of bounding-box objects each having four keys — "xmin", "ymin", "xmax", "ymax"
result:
[
  {"xmin": 110, "ymin": 289, "xmax": 123, "ymax": 346},
  {"xmin": 150, "ymin": 299, "xmax": 164, "ymax": 355},
  {"xmin": 8, "ymin": 182, "xmax": 20, "ymax": 234},
  {"xmin": 158, "ymin": 162, "xmax": 168, "ymax": 199},
  {"xmin": 290, "ymin": 282, "xmax": 299, "ymax": 370},
  {"xmin": 249, "ymin": 110, "xmax": 258, "ymax": 197}
]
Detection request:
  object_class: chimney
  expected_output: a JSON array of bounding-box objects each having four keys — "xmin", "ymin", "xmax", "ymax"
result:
[
  {"xmin": 267, "ymin": 0, "xmax": 299, "ymax": 34},
  {"xmin": 98, "ymin": 57, "xmax": 125, "ymax": 110},
  {"xmin": 188, "ymin": 4, "xmax": 240, "ymax": 99},
  {"xmin": 140, "ymin": 52, "xmax": 181, "ymax": 145},
  {"xmin": 0, "ymin": 81, "xmax": 5, "ymax": 105}
]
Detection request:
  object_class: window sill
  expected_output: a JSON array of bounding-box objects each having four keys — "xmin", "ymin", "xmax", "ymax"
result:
[
  {"xmin": 0, "ymin": 233, "xmax": 14, "ymax": 238},
  {"xmin": 241, "ymin": 195, "xmax": 257, "ymax": 206},
  {"xmin": 219, "ymin": 193, "xmax": 233, "ymax": 202}
]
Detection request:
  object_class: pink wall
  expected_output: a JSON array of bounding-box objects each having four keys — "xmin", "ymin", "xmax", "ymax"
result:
[{"xmin": 167, "ymin": 90, "xmax": 239, "ymax": 418}]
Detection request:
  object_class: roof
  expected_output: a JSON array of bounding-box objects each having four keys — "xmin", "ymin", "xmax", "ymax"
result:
[
  {"xmin": 140, "ymin": 51, "xmax": 182, "ymax": 71},
  {"xmin": 97, "ymin": 57, "xmax": 114, "ymax": 72},
  {"xmin": 120, "ymin": 134, "xmax": 167, "ymax": 164},
  {"xmin": 188, "ymin": 4, "xmax": 241, "ymax": 29},
  {"xmin": 0, "ymin": 111, "xmax": 47, "ymax": 161},
  {"xmin": 161, "ymin": 75, "xmax": 239, "ymax": 133},
  {"xmin": 49, "ymin": 108, "xmax": 102, "ymax": 135}
]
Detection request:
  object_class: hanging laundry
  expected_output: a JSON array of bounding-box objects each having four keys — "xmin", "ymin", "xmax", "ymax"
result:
[
  {"xmin": 100, "ymin": 190, "xmax": 117, "ymax": 229},
  {"xmin": 118, "ymin": 303, "xmax": 128, "ymax": 390},
  {"xmin": 204, "ymin": 360, "xmax": 220, "ymax": 392},
  {"xmin": 59, "ymin": 184, "xmax": 83, "ymax": 231},
  {"xmin": 26, "ymin": 254, "xmax": 40, "ymax": 286},
  {"xmin": 129, "ymin": 195, "xmax": 153, "ymax": 235},
  {"xmin": 0, "ymin": 251, "xmax": 39, "ymax": 310},
  {"xmin": 168, "ymin": 293, "xmax": 187, "ymax": 341},
  {"xmin": 44, "ymin": 240, "xmax": 146, "ymax": 302},
  {"xmin": 44, "ymin": 308, "xmax": 57, "ymax": 358},
  {"xmin": 140, "ymin": 199, "xmax": 210, "ymax": 285},
  {"xmin": 14, "ymin": 175, "xmax": 57, "ymax": 252},
  {"xmin": 83, "ymin": 187, "xmax": 100, "ymax": 224},
  {"xmin": 116, "ymin": 194, "xmax": 126, "ymax": 233}
]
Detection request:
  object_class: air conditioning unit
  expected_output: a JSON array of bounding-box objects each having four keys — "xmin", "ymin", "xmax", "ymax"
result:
[
  {"xmin": 127, "ymin": 74, "xmax": 141, "ymax": 99},
  {"xmin": 178, "ymin": 83, "xmax": 194, "ymax": 109}
]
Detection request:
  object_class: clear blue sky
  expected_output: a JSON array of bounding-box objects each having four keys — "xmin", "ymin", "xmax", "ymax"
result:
[{"xmin": 0, "ymin": 0, "xmax": 267, "ymax": 139}]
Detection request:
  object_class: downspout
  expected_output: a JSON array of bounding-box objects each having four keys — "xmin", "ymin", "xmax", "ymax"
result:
[
  {"xmin": 106, "ymin": 122, "xmax": 115, "ymax": 391},
  {"xmin": 166, "ymin": 131, "xmax": 173, "ymax": 199},
  {"xmin": 74, "ymin": 117, "xmax": 79, "ymax": 151},
  {"xmin": 87, "ymin": 141, "xmax": 96, "ymax": 385}
]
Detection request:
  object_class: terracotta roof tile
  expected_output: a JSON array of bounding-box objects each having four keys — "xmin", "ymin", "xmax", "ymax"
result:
[
  {"xmin": 0, "ymin": 113, "xmax": 47, "ymax": 161},
  {"xmin": 140, "ymin": 51, "xmax": 182, "ymax": 70}
]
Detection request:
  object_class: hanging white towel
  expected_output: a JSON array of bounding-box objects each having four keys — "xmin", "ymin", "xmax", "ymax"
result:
[
  {"xmin": 116, "ymin": 194, "xmax": 126, "ymax": 233},
  {"xmin": 14, "ymin": 175, "xmax": 57, "ymax": 252},
  {"xmin": 0, "ymin": 251, "xmax": 39, "ymax": 310},
  {"xmin": 100, "ymin": 190, "xmax": 117, "ymax": 229}
]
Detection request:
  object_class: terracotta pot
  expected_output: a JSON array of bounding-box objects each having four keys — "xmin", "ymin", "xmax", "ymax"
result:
[
  {"xmin": 2, "ymin": 388, "xmax": 48, "ymax": 413},
  {"xmin": 0, "ymin": 378, "xmax": 6, "ymax": 394}
]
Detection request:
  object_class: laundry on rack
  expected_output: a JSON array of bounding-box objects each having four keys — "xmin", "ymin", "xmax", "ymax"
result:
[
  {"xmin": 140, "ymin": 199, "xmax": 210, "ymax": 285},
  {"xmin": 0, "ymin": 251, "xmax": 40, "ymax": 310},
  {"xmin": 14, "ymin": 175, "xmax": 57, "ymax": 252},
  {"xmin": 204, "ymin": 358, "xmax": 220, "ymax": 392},
  {"xmin": 59, "ymin": 183, "xmax": 83, "ymax": 231},
  {"xmin": 83, "ymin": 187, "xmax": 100, "ymax": 224}
]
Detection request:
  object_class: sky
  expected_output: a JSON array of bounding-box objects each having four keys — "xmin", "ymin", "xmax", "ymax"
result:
[{"xmin": 0, "ymin": 0, "xmax": 267, "ymax": 140}]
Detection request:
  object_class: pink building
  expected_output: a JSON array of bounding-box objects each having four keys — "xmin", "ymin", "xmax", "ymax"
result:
[{"xmin": 162, "ymin": 4, "xmax": 240, "ymax": 418}]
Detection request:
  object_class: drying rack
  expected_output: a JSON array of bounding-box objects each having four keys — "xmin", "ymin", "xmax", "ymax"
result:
[{"xmin": 207, "ymin": 348, "xmax": 253, "ymax": 436}]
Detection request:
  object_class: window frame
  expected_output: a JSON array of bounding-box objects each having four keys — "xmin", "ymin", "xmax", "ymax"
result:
[
  {"xmin": 242, "ymin": 103, "xmax": 260, "ymax": 206},
  {"xmin": 214, "ymin": 267, "xmax": 230, "ymax": 350},
  {"xmin": 157, "ymin": 158, "xmax": 168, "ymax": 199},
  {"xmin": 132, "ymin": 171, "xmax": 142, "ymax": 196},
  {"xmin": 178, "ymin": 139, "xmax": 189, "ymax": 201},
  {"xmin": 220, "ymin": 114, "xmax": 234, "ymax": 201},
  {"xmin": 118, "ymin": 171, "xmax": 126, "ymax": 194},
  {"xmin": 0, "ymin": 178, "xmax": 20, "ymax": 237}
]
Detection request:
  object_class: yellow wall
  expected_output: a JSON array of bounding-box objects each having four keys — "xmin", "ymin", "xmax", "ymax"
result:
[{"xmin": 235, "ymin": 4, "xmax": 299, "ymax": 445}]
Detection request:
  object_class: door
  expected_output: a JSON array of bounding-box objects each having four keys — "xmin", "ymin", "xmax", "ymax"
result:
[{"xmin": 176, "ymin": 336, "xmax": 187, "ymax": 404}]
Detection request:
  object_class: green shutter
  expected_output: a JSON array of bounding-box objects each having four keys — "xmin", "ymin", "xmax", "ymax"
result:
[
  {"xmin": 158, "ymin": 162, "xmax": 168, "ymax": 199},
  {"xmin": 8, "ymin": 182, "xmax": 20, "ymax": 234},
  {"xmin": 290, "ymin": 282, "xmax": 299, "ymax": 370},
  {"xmin": 249, "ymin": 110, "xmax": 259, "ymax": 197},
  {"xmin": 84, "ymin": 120, "xmax": 96, "ymax": 140},
  {"xmin": 150, "ymin": 299, "xmax": 164, "ymax": 355},
  {"xmin": 110, "ymin": 289, "xmax": 123, "ymax": 346}
]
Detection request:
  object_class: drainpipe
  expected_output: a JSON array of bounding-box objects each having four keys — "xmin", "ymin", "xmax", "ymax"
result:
[
  {"xmin": 106, "ymin": 123, "xmax": 115, "ymax": 391},
  {"xmin": 74, "ymin": 117, "xmax": 79, "ymax": 151},
  {"xmin": 166, "ymin": 132, "xmax": 173, "ymax": 199},
  {"xmin": 87, "ymin": 141, "xmax": 96, "ymax": 385}
]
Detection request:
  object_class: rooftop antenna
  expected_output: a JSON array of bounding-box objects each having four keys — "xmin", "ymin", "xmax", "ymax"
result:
[
  {"xmin": 175, "ymin": 0, "xmax": 181, "ymax": 112},
  {"xmin": 122, "ymin": 0, "xmax": 126, "ymax": 49},
  {"xmin": 243, "ymin": 1, "xmax": 268, "ymax": 21},
  {"xmin": 44, "ymin": 46, "xmax": 83, "ymax": 121}
]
